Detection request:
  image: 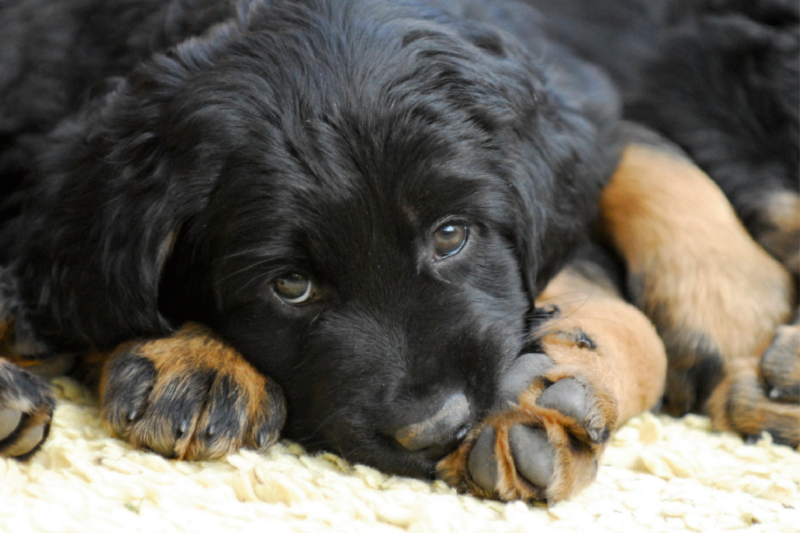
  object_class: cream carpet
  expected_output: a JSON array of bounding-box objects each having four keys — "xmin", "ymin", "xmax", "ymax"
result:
[{"xmin": 2, "ymin": 377, "xmax": 799, "ymax": 533}]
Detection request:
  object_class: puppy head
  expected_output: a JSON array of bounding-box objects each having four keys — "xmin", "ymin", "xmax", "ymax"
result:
[{"xmin": 16, "ymin": 0, "xmax": 618, "ymax": 476}]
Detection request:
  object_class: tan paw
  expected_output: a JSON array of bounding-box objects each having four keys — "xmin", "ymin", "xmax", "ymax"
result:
[
  {"xmin": 100, "ymin": 323, "xmax": 286, "ymax": 460},
  {"xmin": 438, "ymin": 353, "xmax": 617, "ymax": 504}
]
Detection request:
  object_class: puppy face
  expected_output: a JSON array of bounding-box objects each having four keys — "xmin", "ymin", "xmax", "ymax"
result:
[
  {"xmin": 14, "ymin": 0, "xmax": 618, "ymax": 477},
  {"xmin": 188, "ymin": 103, "xmax": 532, "ymax": 476}
]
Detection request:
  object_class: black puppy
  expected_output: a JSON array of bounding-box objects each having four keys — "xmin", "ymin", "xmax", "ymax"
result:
[
  {"xmin": 0, "ymin": 0, "xmax": 797, "ymax": 504},
  {"xmin": 0, "ymin": 0, "xmax": 619, "ymax": 477}
]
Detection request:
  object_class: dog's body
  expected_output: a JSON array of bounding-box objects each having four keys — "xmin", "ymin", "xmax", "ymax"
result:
[{"xmin": 0, "ymin": 0, "xmax": 797, "ymax": 503}]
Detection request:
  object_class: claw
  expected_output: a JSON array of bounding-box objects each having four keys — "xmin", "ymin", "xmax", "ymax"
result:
[
  {"xmin": 0, "ymin": 407, "xmax": 22, "ymax": 441},
  {"xmin": 3, "ymin": 423, "xmax": 46, "ymax": 457},
  {"xmin": 575, "ymin": 331, "xmax": 596, "ymax": 350},
  {"xmin": 177, "ymin": 419, "xmax": 189, "ymax": 438}
]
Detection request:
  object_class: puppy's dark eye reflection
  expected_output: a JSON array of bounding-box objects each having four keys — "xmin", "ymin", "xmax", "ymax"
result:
[
  {"xmin": 273, "ymin": 273, "xmax": 316, "ymax": 305},
  {"xmin": 433, "ymin": 223, "xmax": 468, "ymax": 259}
]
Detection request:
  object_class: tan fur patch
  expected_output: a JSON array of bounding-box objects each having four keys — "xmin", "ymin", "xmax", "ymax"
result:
[{"xmin": 600, "ymin": 145, "xmax": 795, "ymax": 366}]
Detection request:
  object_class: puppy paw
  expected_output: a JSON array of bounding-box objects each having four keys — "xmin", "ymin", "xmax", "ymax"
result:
[
  {"xmin": 100, "ymin": 323, "xmax": 286, "ymax": 460},
  {"xmin": 708, "ymin": 357, "xmax": 800, "ymax": 448},
  {"xmin": 438, "ymin": 353, "xmax": 617, "ymax": 503},
  {"xmin": 760, "ymin": 323, "xmax": 800, "ymax": 404},
  {"xmin": 0, "ymin": 359, "xmax": 56, "ymax": 459}
]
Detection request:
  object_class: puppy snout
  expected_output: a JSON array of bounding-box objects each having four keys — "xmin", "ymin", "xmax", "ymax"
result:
[{"xmin": 393, "ymin": 392, "xmax": 471, "ymax": 459}]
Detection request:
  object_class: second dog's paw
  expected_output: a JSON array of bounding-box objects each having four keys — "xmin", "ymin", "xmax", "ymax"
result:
[
  {"xmin": 100, "ymin": 323, "xmax": 286, "ymax": 460},
  {"xmin": 438, "ymin": 353, "xmax": 617, "ymax": 503},
  {"xmin": 0, "ymin": 359, "xmax": 55, "ymax": 459},
  {"xmin": 707, "ymin": 357, "xmax": 800, "ymax": 448},
  {"xmin": 760, "ymin": 323, "xmax": 800, "ymax": 403}
]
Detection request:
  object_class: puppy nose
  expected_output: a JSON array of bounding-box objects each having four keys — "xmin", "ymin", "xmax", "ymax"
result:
[{"xmin": 394, "ymin": 392, "xmax": 471, "ymax": 459}]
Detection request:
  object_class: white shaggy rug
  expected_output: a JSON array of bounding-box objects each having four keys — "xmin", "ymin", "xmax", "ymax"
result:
[{"xmin": 2, "ymin": 377, "xmax": 799, "ymax": 533}]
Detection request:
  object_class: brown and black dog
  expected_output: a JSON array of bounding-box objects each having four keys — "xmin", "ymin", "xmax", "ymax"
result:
[{"xmin": 0, "ymin": 0, "xmax": 797, "ymax": 505}]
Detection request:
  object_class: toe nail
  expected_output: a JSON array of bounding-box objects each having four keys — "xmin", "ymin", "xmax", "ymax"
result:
[
  {"xmin": 575, "ymin": 331, "xmax": 595, "ymax": 350},
  {"xmin": 257, "ymin": 427, "xmax": 276, "ymax": 449},
  {"xmin": 769, "ymin": 388, "xmax": 781, "ymax": 400},
  {"xmin": 126, "ymin": 409, "xmax": 139, "ymax": 422},
  {"xmin": 177, "ymin": 420, "xmax": 189, "ymax": 438},
  {"xmin": 467, "ymin": 427, "xmax": 498, "ymax": 492},
  {"xmin": 0, "ymin": 408, "xmax": 23, "ymax": 442},
  {"xmin": 206, "ymin": 424, "xmax": 216, "ymax": 438},
  {"xmin": 509, "ymin": 426, "xmax": 553, "ymax": 488},
  {"xmin": 3, "ymin": 423, "xmax": 46, "ymax": 456},
  {"xmin": 743, "ymin": 434, "xmax": 760, "ymax": 445}
]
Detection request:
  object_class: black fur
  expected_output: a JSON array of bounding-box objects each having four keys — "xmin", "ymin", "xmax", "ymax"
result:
[
  {"xmin": 0, "ymin": 0, "xmax": 795, "ymax": 477},
  {"xmin": 533, "ymin": 0, "xmax": 800, "ymax": 271},
  {"xmin": 0, "ymin": 0, "xmax": 619, "ymax": 477}
]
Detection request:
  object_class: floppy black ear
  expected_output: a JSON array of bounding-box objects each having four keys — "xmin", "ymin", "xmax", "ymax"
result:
[
  {"xmin": 9, "ymin": 25, "xmax": 241, "ymax": 351},
  {"xmin": 440, "ymin": 5, "xmax": 623, "ymax": 303},
  {"xmin": 506, "ymin": 45, "xmax": 623, "ymax": 301}
]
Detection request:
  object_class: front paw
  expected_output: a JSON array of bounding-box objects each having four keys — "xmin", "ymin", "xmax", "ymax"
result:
[
  {"xmin": 438, "ymin": 353, "xmax": 617, "ymax": 503},
  {"xmin": 100, "ymin": 323, "xmax": 286, "ymax": 460},
  {"xmin": 0, "ymin": 359, "xmax": 55, "ymax": 459}
]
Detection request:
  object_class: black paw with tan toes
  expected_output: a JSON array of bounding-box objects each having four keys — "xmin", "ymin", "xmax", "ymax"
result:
[
  {"xmin": 100, "ymin": 323, "xmax": 287, "ymax": 460},
  {"xmin": 0, "ymin": 359, "xmax": 56, "ymax": 460},
  {"xmin": 438, "ymin": 352, "xmax": 618, "ymax": 504}
]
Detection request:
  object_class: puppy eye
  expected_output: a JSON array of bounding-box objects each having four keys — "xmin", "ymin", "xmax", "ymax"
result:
[
  {"xmin": 273, "ymin": 273, "xmax": 317, "ymax": 305},
  {"xmin": 433, "ymin": 223, "xmax": 468, "ymax": 259}
]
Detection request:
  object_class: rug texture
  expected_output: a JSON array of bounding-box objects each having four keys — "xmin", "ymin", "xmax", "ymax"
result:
[{"xmin": 2, "ymin": 377, "xmax": 799, "ymax": 533}]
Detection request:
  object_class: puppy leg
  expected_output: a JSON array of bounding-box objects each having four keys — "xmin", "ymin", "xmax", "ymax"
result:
[
  {"xmin": 600, "ymin": 132, "xmax": 798, "ymax": 442},
  {"xmin": 439, "ymin": 256, "xmax": 667, "ymax": 503},
  {"xmin": 90, "ymin": 323, "xmax": 287, "ymax": 460},
  {"xmin": 0, "ymin": 320, "xmax": 58, "ymax": 459}
]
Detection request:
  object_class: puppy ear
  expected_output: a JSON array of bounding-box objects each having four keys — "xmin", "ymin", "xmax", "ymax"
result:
[
  {"xmin": 11, "ymin": 27, "xmax": 239, "ymax": 350},
  {"xmin": 508, "ymin": 56, "xmax": 623, "ymax": 300}
]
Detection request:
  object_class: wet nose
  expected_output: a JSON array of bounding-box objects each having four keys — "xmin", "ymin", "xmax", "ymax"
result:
[{"xmin": 393, "ymin": 392, "xmax": 472, "ymax": 459}]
